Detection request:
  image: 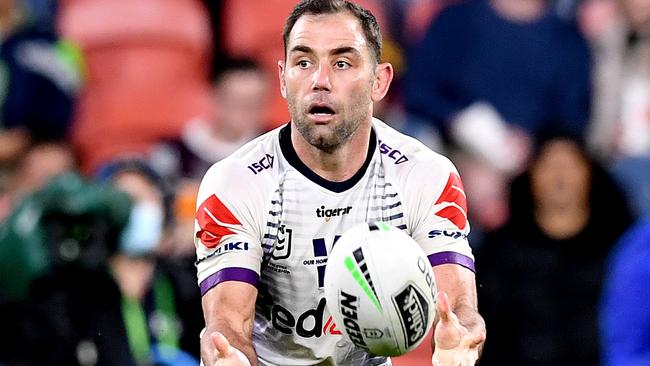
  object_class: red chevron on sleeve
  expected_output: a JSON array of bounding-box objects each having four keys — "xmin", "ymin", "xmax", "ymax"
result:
[
  {"xmin": 196, "ymin": 194, "xmax": 242, "ymax": 248},
  {"xmin": 434, "ymin": 172, "xmax": 468, "ymax": 230}
]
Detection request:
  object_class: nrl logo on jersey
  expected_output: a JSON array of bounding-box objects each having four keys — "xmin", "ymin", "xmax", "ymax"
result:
[{"xmin": 271, "ymin": 225, "xmax": 292, "ymax": 260}]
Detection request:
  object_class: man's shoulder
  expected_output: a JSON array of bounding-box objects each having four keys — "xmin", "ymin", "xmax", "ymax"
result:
[{"xmin": 373, "ymin": 118, "xmax": 455, "ymax": 172}]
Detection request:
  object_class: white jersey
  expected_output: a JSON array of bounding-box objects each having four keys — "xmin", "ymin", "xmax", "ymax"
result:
[{"xmin": 195, "ymin": 119, "xmax": 474, "ymax": 366}]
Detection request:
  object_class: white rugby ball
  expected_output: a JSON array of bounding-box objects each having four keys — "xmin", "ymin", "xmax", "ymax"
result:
[{"xmin": 324, "ymin": 222, "xmax": 436, "ymax": 356}]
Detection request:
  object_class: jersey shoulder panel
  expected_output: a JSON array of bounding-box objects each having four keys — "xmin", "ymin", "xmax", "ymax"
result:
[
  {"xmin": 194, "ymin": 127, "xmax": 283, "ymax": 291},
  {"xmin": 196, "ymin": 126, "xmax": 282, "ymax": 207},
  {"xmin": 374, "ymin": 119, "xmax": 474, "ymax": 269},
  {"xmin": 373, "ymin": 117, "xmax": 458, "ymax": 186}
]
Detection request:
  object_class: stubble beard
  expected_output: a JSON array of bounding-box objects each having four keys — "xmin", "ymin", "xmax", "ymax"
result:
[{"xmin": 288, "ymin": 89, "xmax": 371, "ymax": 153}]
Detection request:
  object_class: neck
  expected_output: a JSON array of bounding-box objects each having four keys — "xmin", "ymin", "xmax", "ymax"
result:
[
  {"xmin": 489, "ymin": 0, "xmax": 547, "ymax": 23},
  {"xmin": 535, "ymin": 204, "xmax": 590, "ymax": 240},
  {"xmin": 290, "ymin": 120, "xmax": 372, "ymax": 182}
]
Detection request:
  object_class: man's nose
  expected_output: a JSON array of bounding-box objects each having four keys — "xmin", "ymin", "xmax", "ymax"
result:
[{"xmin": 312, "ymin": 63, "xmax": 332, "ymax": 92}]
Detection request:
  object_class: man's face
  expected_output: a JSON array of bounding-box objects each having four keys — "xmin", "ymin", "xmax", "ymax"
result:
[
  {"xmin": 619, "ymin": 0, "xmax": 650, "ymax": 34},
  {"xmin": 280, "ymin": 12, "xmax": 377, "ymax": 151},
  {"xmin": 530, "ymin": 140, "xmax": 591, "ymax": 211},
  {"xmin": 215, "ymin": 70, "xmax": 268, "ymax": 137}
]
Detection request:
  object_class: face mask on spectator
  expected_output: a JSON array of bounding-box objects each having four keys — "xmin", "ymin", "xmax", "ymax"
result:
[{"xmin": 118, "ymin": 201, "xmax": 164, "ymax": 257}]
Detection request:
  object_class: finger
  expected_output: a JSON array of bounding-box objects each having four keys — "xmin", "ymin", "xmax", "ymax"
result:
[
  {"xmin": 211, "ymin": 331, "xmax": 232, "ymax": 358},
  {"xmin": 436, "ymin": 291, "xmax": 452, "ymax": 323},
  {"xmin": 468, "ymin": 330, "xmax": 486, "ymax": 347}
]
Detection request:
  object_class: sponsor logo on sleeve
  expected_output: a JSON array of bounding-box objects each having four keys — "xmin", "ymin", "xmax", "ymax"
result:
[
  {"xmin": 195, "ymin": 194, "xmax": 241, "ymax": 248},
  {"xmin": 427, "ymin": 230, "xmax": 468, "ymax": 240},
  {"xmin": 434, "ymin": 173, "xmax": 468, "ymax": 230},
  {"xmin": 247, "ymin": 154, "xmax": 274, "ymax": 174},
  {"xmin": 378, "ymin": 140, "xmax": 409, "ymax": 165},
  {"xmin": 195, "ymin": 241, "xmax": 249, "ymax": 264}
]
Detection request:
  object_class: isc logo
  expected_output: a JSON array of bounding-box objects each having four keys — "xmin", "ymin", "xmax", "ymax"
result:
[
  {"xmin": 378, "ymin": 140, "xmax": 409, "ymax": 165},
  {"xmin": 247, "ymin": 154, "xmax": 274, "ymax": 174}
]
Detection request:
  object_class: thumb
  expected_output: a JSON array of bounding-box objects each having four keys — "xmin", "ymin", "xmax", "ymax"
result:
[
  {"xmin": 434, "ymin": 291, "xmax": 464, "ymax": 351},
  {"xmin": 211, "ymin": 331, "xmax": 232, "ymax": 358},
  {"xmin": 436, "ymin": 291, "xmax": 453, "ymax": 323}
]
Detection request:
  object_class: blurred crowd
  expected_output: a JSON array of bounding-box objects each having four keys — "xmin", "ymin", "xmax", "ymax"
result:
[{"xmin": 0, "ymin": 0, "xmax": 648, "ymax": 365}]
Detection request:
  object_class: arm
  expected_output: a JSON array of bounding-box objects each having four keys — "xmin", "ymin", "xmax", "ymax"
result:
[
  {"xmin": 431, "ymin": 264, "xmax": 486, "ymax": 366},
  {"xmin": 400, "ymin": 153, "xmax": 485, "ymax": 364},
  {"xmin": 201, "ymin": 281, "xmax": 258, "ymax": 366},
  {"xmin": 194, "ymin": 161, "xmax": 268, "ymax": 365}
]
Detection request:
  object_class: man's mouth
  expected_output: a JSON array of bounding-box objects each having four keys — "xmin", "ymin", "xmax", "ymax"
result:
[{"xmin": 308, "ymin": 104, "xmax": 336, "ymax": 117}]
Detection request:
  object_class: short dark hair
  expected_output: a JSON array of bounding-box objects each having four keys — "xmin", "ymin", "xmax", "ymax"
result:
[
  {"xmin": 282, "ymin": 0, "xmax": 382, "ymax": 64},
  {"xmin": 214, "ymin": 57, "xmax": 263, "ymax": 84}
]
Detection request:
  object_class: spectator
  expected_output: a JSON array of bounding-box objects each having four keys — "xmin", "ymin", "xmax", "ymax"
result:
[
  {"xmin": 157, "ymin": 58, "xmax": 270, "ymax": 182},
  {"xmin": 600, "ymin": 216, "xmax": 650, "ymax": 366},
  {"xmin": 0, "ymin": 142, "xmax": 77, "ymax": 222},
  {"xmin": 0, "ymin": 171, "xmax": 132, "ymax": 364},
  {"xmin": 0, "ymin": 0, "xmax": 79, "ymax": 166},
  {"xmin": 0, "ymin": 142, "xmax": 79, "ymax": 299},
  {"xmin": 476, "ymin": 132, "xmax": 632, "ymax": 365},
  {"xmin": 404, "ymin": 0, "xmax": 592, "ymax": 233},
  {"xmin": 57, "ymin": 0, "xmax": 215, "ymax": 174},
  {"xmin": 97, "ymin": 159, "xmax": 203, "ymax": 365},
  {"xmin": 581, "ymin": 0, "xmax": 650, "ymax": 218}
]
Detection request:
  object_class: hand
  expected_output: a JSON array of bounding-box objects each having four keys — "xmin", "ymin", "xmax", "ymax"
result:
[
  {"xmin": 202, "ymin": 331, "xmax": 251, "ymax": 366},
  {"xmin": 431, "ymin": 292, "xmax": 485, "ymax": 366}
]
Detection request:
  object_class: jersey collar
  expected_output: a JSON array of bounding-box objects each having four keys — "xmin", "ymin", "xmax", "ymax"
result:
[{"xmin": 279, "ymin": 124, "xmax": 377, "ymax": 193}]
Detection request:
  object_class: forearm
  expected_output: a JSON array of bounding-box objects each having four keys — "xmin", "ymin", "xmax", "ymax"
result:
[
  {"xmin": 431, "ymin": 264, "xmax": 486, "ymax": 360},
  {"xmin": 201, "ymin": 281, "xmax": 259, "ymax": 365}
]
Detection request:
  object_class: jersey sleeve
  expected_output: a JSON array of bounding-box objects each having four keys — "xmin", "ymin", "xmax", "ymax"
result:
[
  {"xmin": 405, "ymin": 155, "xmax": 475, "ymax": 272},
  {"xmin": 194, "ymin": 160, "xmax": 266, "ymax": 296}
]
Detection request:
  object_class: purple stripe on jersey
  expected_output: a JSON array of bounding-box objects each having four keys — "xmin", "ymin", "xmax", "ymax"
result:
[
  {"xmin": 199, "ymin": 267, "xmax": 259, "ymax": 296},
  {"xmin": 428, "ymin": 251, "xmax": 475, "ymax": 273}
]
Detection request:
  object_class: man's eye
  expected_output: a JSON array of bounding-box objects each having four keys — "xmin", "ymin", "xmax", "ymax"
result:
[
  {"xmin": 335, "ymin": 61, "xmax": 350, "ymax": 69},
  {"xmin": 298, "ymin": 60, "xmax": 310, "ymax": 68}
]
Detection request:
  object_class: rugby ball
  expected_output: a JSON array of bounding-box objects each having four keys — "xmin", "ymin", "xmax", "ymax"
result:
[{"xmin": 324, "ymin": 222, "xmax": 436, "ymax": 356}]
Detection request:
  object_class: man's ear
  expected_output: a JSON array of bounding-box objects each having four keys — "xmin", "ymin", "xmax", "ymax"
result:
[
  {"xmin": 278, "ymin": 60, "xmax": 287, "ymax": 99},
  {"xmin": 371, "ymin": 62, "xmax": 394, "ymax": 102}
]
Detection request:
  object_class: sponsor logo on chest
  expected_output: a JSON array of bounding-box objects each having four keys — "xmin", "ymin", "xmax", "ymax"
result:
[{"xmin": 316, "ymin": 205, "xmax": 352, "ymax": 222}]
